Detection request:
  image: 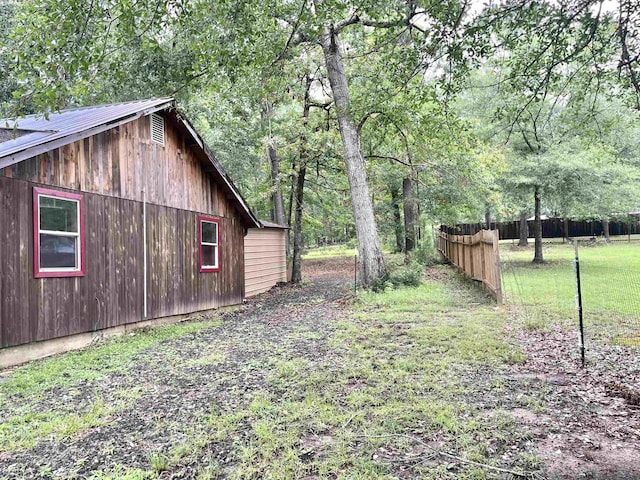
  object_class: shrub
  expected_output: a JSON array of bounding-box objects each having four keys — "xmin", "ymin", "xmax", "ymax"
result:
[
  {"xmin": 413, "ymin": 234, "xmax": 442, "ymax": 266},
  {"xmin": 389, "ymin": 262, "xmax": 423, "ymax": 287},
  {"xmin": 370, "ymin": 261, "xmax": 423, "ymax": 292}
]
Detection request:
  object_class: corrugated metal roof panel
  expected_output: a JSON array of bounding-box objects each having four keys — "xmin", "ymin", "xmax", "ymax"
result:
[
  {"xmin": 259, "ymin": 220, "xmax": 289, "ymax": 229},
  {"xmin": 0, "ymin": 98, "xmax": 173, "ymax": 163}
]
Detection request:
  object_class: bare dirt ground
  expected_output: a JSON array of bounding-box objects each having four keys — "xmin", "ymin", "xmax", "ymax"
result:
[
  {"xmin": 508, "ymin": 322, "xmax": 640, "ymax": 479},
  {"xmin": 0, "ymin": 258, "xmax": 354, "ymax": 479},
  {"xmin": 1, "ymin": 256, "xmax": 640, "ymax": 479}
]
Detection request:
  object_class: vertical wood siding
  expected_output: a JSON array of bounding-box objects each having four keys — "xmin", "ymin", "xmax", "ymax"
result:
[
  {"xmin": 244, "ymin": 228, "xmax": 287, "ymax": 297},
  {"xmin": 146, "ymin": 205, "xmax": 245, "ymax": 319},
  {"xmin": 0, "ymin": 176, "xmax": 244, "ymax": 349},
  {"xmin": 1, "ymin": 116, "xmax": 229, "ymax": 218}
]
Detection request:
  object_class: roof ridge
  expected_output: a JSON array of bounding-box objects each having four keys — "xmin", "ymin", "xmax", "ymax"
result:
[
  {"xmin": 55, "ymin": 97, "xmax": 174, "ymax": 114},
  {"xmin": 5, "ymin": 97, "xmax": 174, "ymax": 121},
  {"xmin": 0, "ymin": 97, "xmax": 174, "ymax": 125}
]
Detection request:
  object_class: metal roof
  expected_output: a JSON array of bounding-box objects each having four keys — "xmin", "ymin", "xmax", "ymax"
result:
[
  {"xmin": 0, "ymin": 98, "xmax": 260, "ymax": 228},
  {"xmin": 259, "ymin": 220, "xmax": 289, "ymax": 229},
  {"xmin": 0, "ymin": 98, "xmax": 174, "ymax": 167}
]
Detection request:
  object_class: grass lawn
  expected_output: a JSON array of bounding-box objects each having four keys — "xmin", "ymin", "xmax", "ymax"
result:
[
  {"xmin": 0, "ymin": 319, "xmax": 221, "ymax": 453},
  {"xmin": 501, "ymin": 241, "xmax": 640, "ymax": 342},
  {"xmin": 302, "ymin": 244, "xmax": 358, "ymax": 259},
  {"xmin": 302, "ymin": 244, "xmax": 396, "ymax": 260},
  {"xmin": 0, "ymin": 263, "xmax": 545, "ymax": 479}
]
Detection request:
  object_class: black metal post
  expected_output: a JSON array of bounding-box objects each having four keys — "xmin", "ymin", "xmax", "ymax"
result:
[{"xmin": 574, "ymin": 240, "xmax": 586, "ymax": 367}]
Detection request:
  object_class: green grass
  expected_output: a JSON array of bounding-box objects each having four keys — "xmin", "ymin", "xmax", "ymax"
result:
[
  {"xmin": 0, "ymin": 320, "xmax": 221, "ymax": 402},
  {"xmin": 166, "ymin": 271, "xmax": 534, "ymax": 479},
  {"xmin": 0, "ymin": 319, "xmax": 222, "ymax": 453},
  {"xmin": 501, "ymin": 242, "xmax": 640, "ymax": 339},
  {"xmin": 81, "ymin": 271, "xmax": 537, "ymax": 479},
  {"xmin": 0, "ymin": 397, "xmax": 118, "ymax": 451},
  {"xmin": 302, "ymin": 244, "xmax": 395, "ymax": 259},
  {"xmin": 0, "ymin": 267, "xmax": 544, "ymax": 479},
  {"xmin": 186, "ymin": 351, "xmax": 226, "ymax": 367},
  {"xmin": 302, "ymin": 244, "xmax": 359, "ymax": 259}
]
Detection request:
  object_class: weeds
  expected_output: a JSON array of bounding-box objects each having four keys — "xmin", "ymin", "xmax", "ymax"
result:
[
  {"xmin": 0, "ymin": 319, "xmax": 222, "ymax": 403},
  {"xmin": 1, "ymin": 262, "xmax": 544, "ymax": 479}
]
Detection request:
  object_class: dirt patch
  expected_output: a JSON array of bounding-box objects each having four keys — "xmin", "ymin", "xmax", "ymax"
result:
[
  {"xmin": 509, "ymin": 321, "xmax": 640, "ymax": 478},
  {"xmin": 3, "ymin": 257, "xmax": 640, "ymax": 479},
  {"xmin": 0, "ymin": 260, "xmax": 353, "ymax": 479},
  {"xmin": 540, "ymin": 433, "xmax": 640, "ymax": 480}
]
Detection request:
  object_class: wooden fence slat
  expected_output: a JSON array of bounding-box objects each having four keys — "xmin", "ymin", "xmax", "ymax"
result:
[{"xmin": 437, "ymin": 229, "xmax": 503, "ymax": 304}]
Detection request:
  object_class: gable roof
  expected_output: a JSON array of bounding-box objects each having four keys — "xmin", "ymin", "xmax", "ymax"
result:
[
  {"xmin": 0, "ymin": 98, "xmax": 260, "ymax": 228},
  {"xmin": 0, "ymin": 98, "xmax": 174, "ymax": 166}
]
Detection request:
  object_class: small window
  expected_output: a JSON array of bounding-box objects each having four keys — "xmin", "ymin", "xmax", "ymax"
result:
[
  {"xmin": 150, "ymin": 113, "xmax": 165, "ymax": 146},
  {"xmin": 33, "ymin": 187, "xmax": 85, "ymax": 278},
  {"xmin": 199, "ymin": 216, "xmax": 220, "ymax": 272}
]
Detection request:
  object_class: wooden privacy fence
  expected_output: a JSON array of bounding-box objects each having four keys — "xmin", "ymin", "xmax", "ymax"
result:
[
  {"xmin": 437, "ymin": 229, "xmax": 503, "ymax": 304},
  {"xmin": 442, "ymin": 215, "xmax": 640, "ymax": 240}
]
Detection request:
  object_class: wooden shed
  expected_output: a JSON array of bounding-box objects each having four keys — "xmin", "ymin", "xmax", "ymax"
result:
[
  {"xmin": 0, "ymin": 98, "xmax": 260, "ymax": 366},
  {"xmin": 244, "ymin": 221, "xmax": 288, "ymax": 297}
]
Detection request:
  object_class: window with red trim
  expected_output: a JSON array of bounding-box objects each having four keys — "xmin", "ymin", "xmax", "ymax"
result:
[
  {"xmin": 34, "ymin": 187, "xmax": 85, "ymax": 278},
  {"xmin": 199, "ymin": 216, "xmax": 220, "ymax": 272}
]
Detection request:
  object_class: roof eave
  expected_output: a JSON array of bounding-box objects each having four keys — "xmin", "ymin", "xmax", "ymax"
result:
[{"xmin": 174, "ymin": 110, "xmax": 260, "ymax": 229}]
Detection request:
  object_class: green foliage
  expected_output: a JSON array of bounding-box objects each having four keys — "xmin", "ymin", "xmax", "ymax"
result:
[
  {"xmin": 411, "ymin": 229, "xmax": 442, "ymax": 266},
  {"xmin": 2, "ymin": 0, "xmax": 640, "ymax": 257},
  {"xmin": 388, "ymin": 262, "xmax": 423, "ymax": 288},
  {"xmin": 370, "ymin": 259, "xmax": 423, "ymax": 292}
]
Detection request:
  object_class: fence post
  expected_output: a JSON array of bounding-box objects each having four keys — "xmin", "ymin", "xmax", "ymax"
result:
[
  {"xmin": 493, "ymin": 230, "xmax": 503, "ymax": 305},
  {"xmin": 469, "ymin": 235, "xmax": 475, "ymax": 279},
  {"xmin": 573, "ymin": 239, "xmax": 586, "ymax": 367},
  {"xmin": 480, "ymin": 231, "xmax": 486, "ymax": 286},
  {"xmin": 462, "ymin": 236, "xmax": 466, "ymax": 274}
]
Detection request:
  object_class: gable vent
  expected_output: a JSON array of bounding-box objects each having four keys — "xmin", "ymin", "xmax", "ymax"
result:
[{"xmin": 150, "ymin": 113, "xmax": 165, "ymax": 146}]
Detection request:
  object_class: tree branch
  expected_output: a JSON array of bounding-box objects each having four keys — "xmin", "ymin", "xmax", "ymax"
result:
[{"xmin": 273, "ymin": 0, "xmax": 308, "ymax": 65}]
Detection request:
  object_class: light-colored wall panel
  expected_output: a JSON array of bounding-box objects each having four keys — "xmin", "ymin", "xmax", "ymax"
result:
[{"xmin": 244, "ymin": 228, "xmax": 287, "ymax": 297}]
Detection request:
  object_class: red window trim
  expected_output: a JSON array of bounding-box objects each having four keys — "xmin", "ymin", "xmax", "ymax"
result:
[
  {"xmin": 33, "ymin": 187, "xmax": 86, "ymax": 278},
  {"xmin": 198, "ymin": 215, "xmax": 220, "ymax": 273}
]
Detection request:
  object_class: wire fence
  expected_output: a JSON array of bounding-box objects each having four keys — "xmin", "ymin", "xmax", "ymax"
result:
[{"xmin": 500, "ymin": 238, "xmax": 640, "ymax": 366}]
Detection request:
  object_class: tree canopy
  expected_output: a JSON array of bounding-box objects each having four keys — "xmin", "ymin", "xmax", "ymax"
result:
[{"xmin": 2, "ymin": 0, "xmax": 640, "ymax": 270}]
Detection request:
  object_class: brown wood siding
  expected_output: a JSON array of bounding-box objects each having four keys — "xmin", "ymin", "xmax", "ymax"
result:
[
  {"xmin": 244, "ymin": 228, "xmax": 286, "ymax": 297},
  {"xmin": 2, "ymin": 115, "xmax": 230, "ymax": 218},
  {"xmin": 146, "ymin": 205, "xmax": 245, "ymax": 318},
  {"xmin": 0, "ymin": 176, "xmax": 244, "ymax": 349}
]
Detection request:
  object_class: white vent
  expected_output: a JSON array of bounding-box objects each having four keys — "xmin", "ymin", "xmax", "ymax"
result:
[{"xmin": 150, "ymin": 113, "xmax": 165, "ymax": 146}]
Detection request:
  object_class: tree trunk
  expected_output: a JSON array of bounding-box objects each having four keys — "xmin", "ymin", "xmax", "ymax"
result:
[
  {"xmin": 291, "ymin": 76, "xmax": 312, "ymax": 284},
  {"xmin": 403, "ymin": 177, "xmax": 415, "ymax": 253},
  {"xmin": 321, "ymin": 25, "xmax": 385, "ymax": 286},
  {"xmin": 533, "ymin": 186, "xmax": 544, "ymax": 263},
  {"xmin": 518, "ymin": 212, "xmax": 528, "ymax": 247},
  {"xmin": 485, "ymin": 206, "xmax": 491, "ymax": 230},
  {"xmin": 268, "ymin": 144, "xmax": 286, "ymax": 225},
  {"xmin": 291, "ymin": 164, "xmax": 306, "ymax": 284},
  {"xmin": 267, "ymin": 142, "xmax": 289, "ymax": 258},
  {"xmin": 563, "ymin": 217, "xmax": 569, "ymax": 243},
  {"xmin": 390, "ymin": 185, "xmax": 404, "ymax": 253},
  {"xmin": 286, "ymin": 158, "xmax": 295, "ymax": 254},
  {"xmin": 603, "ymin": 218, "xmax": 611, "ymax": 243}
]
